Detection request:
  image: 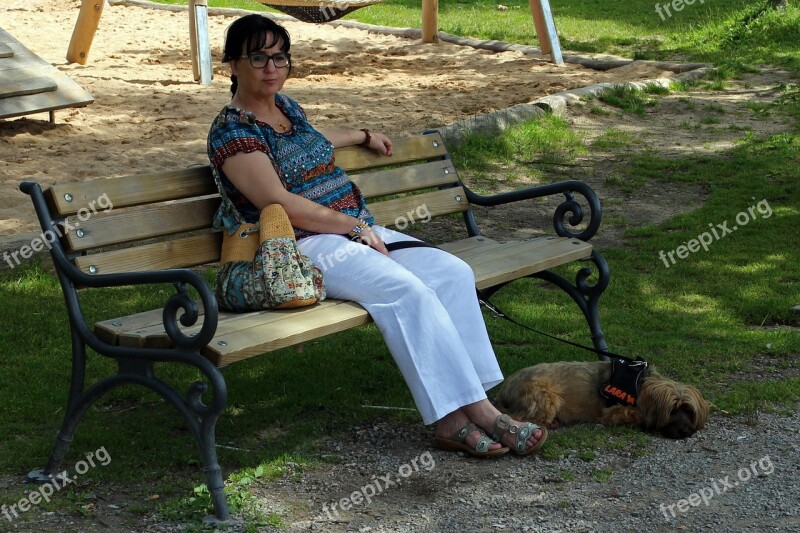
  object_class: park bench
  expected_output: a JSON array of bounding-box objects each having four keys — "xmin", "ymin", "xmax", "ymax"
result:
[{"xmin": 20, "ymin": 130, "xmax": 609, "ymax": 522}]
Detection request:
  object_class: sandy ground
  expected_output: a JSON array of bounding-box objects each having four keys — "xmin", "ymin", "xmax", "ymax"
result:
[{"xmin": 1, "ymin": 0, "xmax": 678, "ymax": 243}]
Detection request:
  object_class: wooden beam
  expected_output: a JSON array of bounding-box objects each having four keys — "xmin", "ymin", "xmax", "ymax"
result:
[
  {"xmin": 189, "ymin": 0, "xmax": 199, "ymax": 81},
  {"xmin": 529, "ymin": 0, "xmax": 551, "ymax": 55},
  {"xmin": 421, "ymin": 0, "xmax": 439, "ymax": 44},
  {"xmin": 66, "ymin": 0, "xmax": 105, "ymax": 65}
]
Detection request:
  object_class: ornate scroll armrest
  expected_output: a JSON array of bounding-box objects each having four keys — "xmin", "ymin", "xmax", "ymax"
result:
[{"xmin": 462, "ymin": 179, "xmax": 602, "ymax": 241}]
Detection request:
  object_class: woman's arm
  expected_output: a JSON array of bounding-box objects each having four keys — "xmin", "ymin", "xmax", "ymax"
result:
[
  {"xmin": 221, "ymin": 150, "xmax": 388, "ymax": 254},
  {"xmin": 317, "ymin": 127, "xmax": 393, "ymax": 156}
]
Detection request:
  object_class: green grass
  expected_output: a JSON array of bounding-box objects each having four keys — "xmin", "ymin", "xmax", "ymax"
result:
[
  {"xmin": 447, "ymin": 114, "xmax": 587, "ymax": 189},
  {"xmin": 592, "ymin": 128, "xmax": 640, "ymax": 149},
  {"xmin": 597, "ymin": 85, "xmax": 657, "ymax": 117}
]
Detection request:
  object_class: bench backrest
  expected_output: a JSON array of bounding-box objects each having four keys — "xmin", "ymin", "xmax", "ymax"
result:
[{"xmin": 42, "ymin": 132, "xmax": 469, "ymax": 276}]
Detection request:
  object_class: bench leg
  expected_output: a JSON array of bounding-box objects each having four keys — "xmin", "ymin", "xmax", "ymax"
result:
[
  {"xmin": 29, "ymin": 332, "xmax": 231, "ymax": 522},
  {"xmin": 533, "ymin": 250, "xmax": 610, "ymax": 356},
  {"xmin": 28, "ymin": 328, "xmax": 89, "ymax": 484}
]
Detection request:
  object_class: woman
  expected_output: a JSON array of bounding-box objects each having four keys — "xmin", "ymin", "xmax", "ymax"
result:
[{"xmin": 207, "ymin": 14, "xmax": 547, "ymax": 457}]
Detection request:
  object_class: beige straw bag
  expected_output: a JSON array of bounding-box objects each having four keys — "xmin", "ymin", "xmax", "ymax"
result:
[
  {"xmin": 219, "ymin": 204, "xmax": 322, "ymax": 309},
  {"xmin": 220, "ymin": 203, "xmax": 299, "ymax": 264}
]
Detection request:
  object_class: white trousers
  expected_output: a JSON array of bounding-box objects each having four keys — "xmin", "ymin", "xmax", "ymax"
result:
[{"xmin": 297, "ymin": 225, "xmax": 503, "ymax": 425}]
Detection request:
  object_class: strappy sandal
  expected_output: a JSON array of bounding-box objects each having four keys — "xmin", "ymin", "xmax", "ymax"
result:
[
  {"xmin": 435, "ymin": 422, "xmax": 510, "ymax": 458},
  {"xmin": 491, "ymin": 413, "xmax": 548, "ymax": 456}
]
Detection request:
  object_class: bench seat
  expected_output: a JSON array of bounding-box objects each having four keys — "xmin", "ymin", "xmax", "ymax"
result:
[{"xmin": 95, "ymin": 235, "xmax": 592, "ymax": 366}]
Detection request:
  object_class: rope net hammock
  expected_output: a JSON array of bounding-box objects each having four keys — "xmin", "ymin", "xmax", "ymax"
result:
[{"xmin": 257, "ymin": 0, "xmax": 383, "ymax": 23}]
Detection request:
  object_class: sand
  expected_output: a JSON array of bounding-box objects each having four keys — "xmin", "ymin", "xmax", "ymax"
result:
[{"xmin": 1, "ymin": 0, "xmax": 676, "ymax": 242}]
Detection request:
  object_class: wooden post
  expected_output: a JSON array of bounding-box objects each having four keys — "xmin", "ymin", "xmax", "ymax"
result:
[
  {"xmin": 528, "ymin": 0, "xmax": 563, "ymax": 64},
  {"xmin": 189, "ymin": 0, "xmax": 212, "ymax": 84},
  {"xmin": 66, "ymin": 0, "xmax": 105, "ymax": 65},
  {"xmin": 528, "ymin": 0, "xmax": 551, "ymax": 55},
  {"xmin": 421, "ymin": 0, "xmax": 439, "ymax": 44},
  {"xmin": 189, "ymin": 0, "xmax": 200, "ymax": 81}
]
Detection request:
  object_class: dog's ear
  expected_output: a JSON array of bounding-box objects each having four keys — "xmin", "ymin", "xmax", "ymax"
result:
[
  {"xmin": 637, "ymin": 380, "xmax": 678, "ymax": 430},
  {"xmin": 683, "ymin": 385, "xmax": 710, "ymax": 429}
]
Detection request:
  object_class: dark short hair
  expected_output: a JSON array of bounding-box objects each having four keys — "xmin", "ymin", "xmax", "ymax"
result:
[{"xmin": 223, "ymin": 14, "xmax": 292, "ymax": 95}]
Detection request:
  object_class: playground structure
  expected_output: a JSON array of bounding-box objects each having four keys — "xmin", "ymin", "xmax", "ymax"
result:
[
  {"xmin": 66, "ymin": 0, "xmax": 563, "ymax": 85},
  {"xmin": 0, "ymin": 26, "xmax": 94, "ymax": 122}
]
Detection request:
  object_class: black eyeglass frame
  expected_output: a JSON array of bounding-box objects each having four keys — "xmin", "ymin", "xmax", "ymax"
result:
[{"xmin": 239, "ymin": 52, "xmax": 292, "ymax": 69}]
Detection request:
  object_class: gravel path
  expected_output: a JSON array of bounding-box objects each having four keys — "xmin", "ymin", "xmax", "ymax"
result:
[{"xmin": 150, "ymin": 408, "xmax": 797, "ymax": 532}]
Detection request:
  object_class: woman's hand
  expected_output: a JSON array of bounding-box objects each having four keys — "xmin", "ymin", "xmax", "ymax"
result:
[
  {"xmin": 357, "ymin": 227, "xmax": 389, "ymax": 256},
  {"xmin": 365, "ymin": 131, "xmax": 393, "ymax": 157},
  {"xmin": 317, "ymin": 127, "xmax": 393, "ymax": 156}
]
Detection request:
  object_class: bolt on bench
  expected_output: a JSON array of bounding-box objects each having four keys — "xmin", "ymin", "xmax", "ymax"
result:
[{"xmin": 20, "ymin": 131, "xmax": 609, "ymax": 522}]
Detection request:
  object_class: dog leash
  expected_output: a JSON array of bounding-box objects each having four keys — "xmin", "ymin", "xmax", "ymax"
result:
[
  {"xmin": 385, "ymin": 239, "xmax": 639, "ymax": 363},
  {"xmin": 385, "ymin": 239, "xmax": 647, "ymax": 406}
]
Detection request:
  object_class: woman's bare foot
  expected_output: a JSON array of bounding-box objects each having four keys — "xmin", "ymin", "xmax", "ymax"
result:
[{"xmin": 462, "ymin": 400, "xmax": 545, "ymax": 454}]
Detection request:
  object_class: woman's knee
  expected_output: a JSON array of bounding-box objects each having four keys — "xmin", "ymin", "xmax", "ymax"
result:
[{"xmin": 439, "ymin": 253, "xmax": 476, "ymax": 289}]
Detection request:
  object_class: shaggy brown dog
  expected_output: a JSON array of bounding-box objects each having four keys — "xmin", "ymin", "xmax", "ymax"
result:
[{"xmin": 495, "ymin": 361, "xmax": 710, "ymax": 439}]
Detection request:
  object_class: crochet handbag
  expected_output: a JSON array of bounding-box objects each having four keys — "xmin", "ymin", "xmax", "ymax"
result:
[{"xmin": 218, "ymin": 204, "xmax": 325, "ymax": 310}]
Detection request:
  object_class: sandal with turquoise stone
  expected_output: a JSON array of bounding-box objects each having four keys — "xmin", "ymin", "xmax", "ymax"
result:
[
  {"xmin": 491, "ymin": 413, "xmax": 548, "ymax": 455},
  {"xmin": 435, "ymin": 422, "xmax": 509, "ymax": 458}
]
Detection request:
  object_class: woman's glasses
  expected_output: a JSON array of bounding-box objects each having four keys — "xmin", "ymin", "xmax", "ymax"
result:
[{"xmin": 240, "ymin": 53, "xmax": 291, "ymax": 69}]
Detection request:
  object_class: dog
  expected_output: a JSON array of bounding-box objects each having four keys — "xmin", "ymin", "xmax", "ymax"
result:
[{"xmin": 495, "ymin": 361, "xmax": 710, "ymax": 439}]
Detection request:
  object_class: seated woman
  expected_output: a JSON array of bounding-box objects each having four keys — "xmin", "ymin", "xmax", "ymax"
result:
[{"xmin": 207, "ymin": 14, "xmax": 547, "ymax": 457}]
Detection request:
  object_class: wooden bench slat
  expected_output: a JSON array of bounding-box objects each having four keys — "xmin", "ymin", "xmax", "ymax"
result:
[
  {"xmin": 370, "ymin": 186, "xmax": 469, "ymax": 227},
  {"xmin": 206, "ymin": 301, "xmax": 371, "ymax": 366},
  {"xmin": 45, "ymin": 167, "xmax": 216, "ymax": 217},
  {"xmin": 74, "ymin": 233, "xmax": 221, "ymax": 275},
  {"xmin": 335, "ymin": 133, "xmax": 447, "ymax": 173},
  {"xmin": 442, "ymin": 236, "xmax": 563, "ymax": 262},
  {"xmin": 65, "ymin": 197, "xmax": 219, "ymax": 251},
  {"xmin": 95, "ymin": 308, "xmax": 172, "ymax": 345},
  {"xmin": 352, "ymin": 160, "xmax": 459, "ymax": 199},
  {"xmin": 458, "ymin": 238, "xmax": 593, "ymax": 290},
  {"xmin": 117, "ymin": 299, "xmax": 367, "ymax": 353}
]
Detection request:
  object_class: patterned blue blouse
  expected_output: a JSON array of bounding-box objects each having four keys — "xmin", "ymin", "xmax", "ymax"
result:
[{"xmin": 207, "ymin": 93, "xmax": 374, "ymax": 238}]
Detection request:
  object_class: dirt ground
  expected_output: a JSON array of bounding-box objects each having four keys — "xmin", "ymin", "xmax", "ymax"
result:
[{"xmin": 2, "ymin": 1, "xmax": 798, "ymax": 531}]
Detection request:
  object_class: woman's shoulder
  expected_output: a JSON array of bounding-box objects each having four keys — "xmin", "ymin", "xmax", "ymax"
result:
[
  {"xmin": 212, "ymin": 104, "xmax": 259, "ymax": 129},
  {"xmin": 209, "ymin": 105, "xmax": 265, "ymax": 146}
]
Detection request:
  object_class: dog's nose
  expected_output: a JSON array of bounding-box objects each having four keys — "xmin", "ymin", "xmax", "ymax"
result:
[{"xmin": 662, "ymin": 418, "xmax": 696, "ymax": 439}]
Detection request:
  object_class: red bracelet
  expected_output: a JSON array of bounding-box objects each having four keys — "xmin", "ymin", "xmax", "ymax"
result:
[{"xmin": 360, "ymin": 128, "xmax": 371, "ymax": 146}]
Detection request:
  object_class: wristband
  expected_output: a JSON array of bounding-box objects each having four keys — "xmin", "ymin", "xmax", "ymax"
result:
[
  {"xmin": 348, "ymin": 220, "xmax": 371, "ymax": 239},
  {"xmin": 360, "ymin": 128, "xmax": 371, "ymax": 147}
]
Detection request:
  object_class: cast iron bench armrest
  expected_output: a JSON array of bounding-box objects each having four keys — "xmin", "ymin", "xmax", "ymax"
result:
[
  {"xmin": 462, "ymin": 179, "xmax": 602, "ymax": 241},
  {"xmin": 19, "ymin": 181, "xmax": 219, "ymax": 355}
]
